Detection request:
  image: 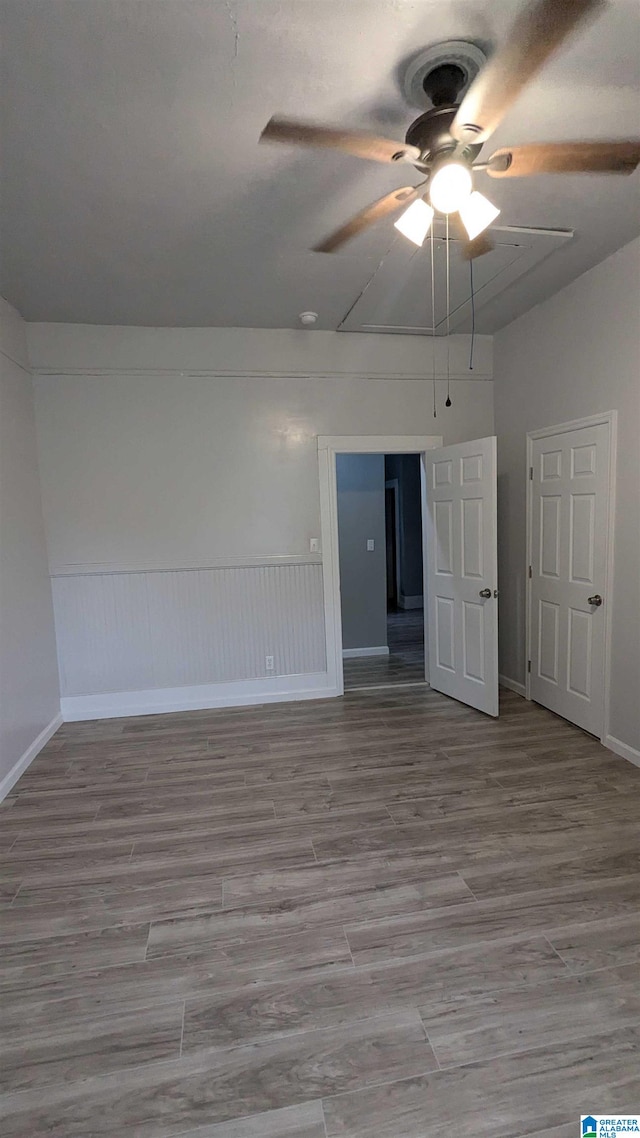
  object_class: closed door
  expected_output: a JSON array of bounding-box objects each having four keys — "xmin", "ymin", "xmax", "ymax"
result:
[
  {"xmin": 530, "ymin": 421, "xmax": 610, "ymax": 736},
  {"xmin": 425, "ymin": 436, "xmax": 498, "ymax": 716}
]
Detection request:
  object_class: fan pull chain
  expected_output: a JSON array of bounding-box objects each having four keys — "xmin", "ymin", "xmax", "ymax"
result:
[
  {"xmin": 445, "ymin": 214, "xmax": 452, "ymax": 407},
  {"xmin": 430, "ymin": 225, "xmax": 436, "ymax": 418},
  {"xmin": 469, "ymin": 257, "xmax": 476, "ymax": 371}
]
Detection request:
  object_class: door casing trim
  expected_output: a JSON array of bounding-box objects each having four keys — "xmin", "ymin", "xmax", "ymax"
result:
[{"xmin": 318, "ymin": 435, "xmax": 442, "ymax": 696}]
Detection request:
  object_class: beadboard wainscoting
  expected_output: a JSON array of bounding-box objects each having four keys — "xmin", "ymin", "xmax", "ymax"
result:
[{"xmin": 52, "ymin": 559, "xmax": 329, "ymax": 719}]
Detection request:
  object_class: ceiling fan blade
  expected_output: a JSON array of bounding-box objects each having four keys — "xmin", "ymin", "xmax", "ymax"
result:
[
  {"xmin": 450, "ymin": 213, "xmax": 495, "ymax": 260},
  {"xmin": 451, "ymin": 0, "xmax": 605, "ymax": 145},
  {"xmin": 260, "ymin": 117, "xmax": 421, "ymax": 165},
  {"xmin": 487, "ymin": 140, "xmax": 640, "ymax": 177},
  {"xmin": 313, "ymin": 185, "xmax": 422, "ymax": 253}
]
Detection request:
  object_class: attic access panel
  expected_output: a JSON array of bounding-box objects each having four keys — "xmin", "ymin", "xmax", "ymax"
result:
[{"xmin": 339, "ymin": 224, "xmax": 573, "ymax": 335}]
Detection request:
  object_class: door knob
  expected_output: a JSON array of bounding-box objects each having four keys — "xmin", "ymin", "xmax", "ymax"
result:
[
  {"xmin": 588, "ymin": 594, "xmax": 603, "ymax": 607},
  {"xmin": 479, "ymin": 588, "xmax": 492, "ymax": 599}
]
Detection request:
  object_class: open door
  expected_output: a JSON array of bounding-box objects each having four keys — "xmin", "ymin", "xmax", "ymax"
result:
[{"xmin": 425, "ymin": 436, "xmax": 498, "ymax": 716}]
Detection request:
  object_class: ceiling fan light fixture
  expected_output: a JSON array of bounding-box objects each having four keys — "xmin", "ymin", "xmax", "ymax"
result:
[
  {"xmin": 394, "ymin": 197, "xmax": 434, "ymax": 247},
  {"xmin": 459, "ymin": 191, "xmax": 501, "ymax": 240},
  {"xmin": 429, "ymin": 162, "xmax": 473, "ymax": 214}
]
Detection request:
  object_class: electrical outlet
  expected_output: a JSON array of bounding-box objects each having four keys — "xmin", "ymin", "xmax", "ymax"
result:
[
  {"xmin": 367, "ymin": 539, "xmax": 375, "ymax": 551},
  {"xmin": 265, "ymin": 655, "xmax": 274, "ymax": 671}
]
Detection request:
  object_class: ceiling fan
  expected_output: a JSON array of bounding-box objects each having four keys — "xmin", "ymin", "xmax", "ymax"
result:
[{"xmin": 259, "ymin": 0, "xmax": 640, "ymax": 258}]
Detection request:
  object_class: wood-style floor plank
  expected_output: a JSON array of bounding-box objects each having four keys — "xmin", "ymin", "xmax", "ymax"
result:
[
  {"xmin": 1, "ymin": 685, "xmax": 639, "ymax": 1136},
  {"xmin": 0, "ymin": 1011, "xmax": 434, "ymax": 1137},
  {"xmin": 322, "ymin": 1027, "xmax": 640, "ymax": 1137},
  {"xmin": 418, "ymin": 960, "xmax": 640, "ymax": 1066},
  {"xmin": 175, "ymin": 1100, "xmax": 327, "ymax": 1137},
  {"xmin": 0, "ymin": 1001, "xmax": 184, "ymax": 1094},
  {"xmin": 345, "ymin": 875, "xmax": 640, "ymax": 965}
]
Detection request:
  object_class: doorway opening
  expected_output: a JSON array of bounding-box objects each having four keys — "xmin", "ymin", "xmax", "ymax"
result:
[
  {"xmin": 318, "ymin": 432, "xmax": 499, "ymax": 715},
  {"xmin": 336, "ymin": 452, "xmax": 426, "ymax": 691},
  {"xmin": 384, "ymin": 454, "xmax": 426, "ymax": 688},
  {"xmin": 318, "ymin": 434, "xmax": 442, "ymax": 699}
]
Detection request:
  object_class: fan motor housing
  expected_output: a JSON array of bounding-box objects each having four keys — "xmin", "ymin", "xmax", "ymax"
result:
[
  {"xmin": 402, "ymin": 42, "xmax": 488, "ymax": 168},
  {"xmin": 405, "ymin": 106, "xmax": 482, "ymax": 168}
]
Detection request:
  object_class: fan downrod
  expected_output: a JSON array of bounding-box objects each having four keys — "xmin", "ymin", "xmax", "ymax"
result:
[{"xmin": 422, "ymin": 62, "xmax": 466, "ymax": 107}]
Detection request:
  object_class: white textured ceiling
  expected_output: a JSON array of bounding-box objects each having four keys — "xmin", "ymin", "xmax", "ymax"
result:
[{"xmin": 1, "ymin": 0, "xmax": 639, "ymax": 331}]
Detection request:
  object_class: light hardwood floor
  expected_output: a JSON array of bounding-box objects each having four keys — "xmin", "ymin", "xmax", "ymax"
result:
[{"xmin": 1, "ymin": 687, "xmax": 639, "ymax": 1136}]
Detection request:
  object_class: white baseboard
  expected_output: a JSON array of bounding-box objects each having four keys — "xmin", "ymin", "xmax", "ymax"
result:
[
  {"xmin": 605, "ymin": 734, "xmax": 640, "ymax": 769},
  {"xmin": 342, "ymin": 646, "xmax": 390, "ymax": 659},
  {"xmin": 0, "ymin": 712, "xmax": 63, "ymax": 802},
  {"xmin": 398, "ymin": 594, "xmax": 423, "ymax": 611},
  {"xmin": 61, "ymin": 672, "xmax": 338, "ymax": 722},
  {"xmin": 499, "ymin": 674, "xmax": 528, "ymax": 698}
]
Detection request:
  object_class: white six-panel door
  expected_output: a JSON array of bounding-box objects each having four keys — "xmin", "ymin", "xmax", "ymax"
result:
[
  {"xmin": 530, "ymin": 421, "xmax": 610, "ymax": 736},
  {"xmin": 425, "ymin": 437, "xmax": 499, "ymax": 716}
]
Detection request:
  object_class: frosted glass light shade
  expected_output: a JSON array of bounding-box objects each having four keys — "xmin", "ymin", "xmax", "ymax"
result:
[
  {"xmin": 429, "ymin": 162, "xmax": 473, "ymax": 214},
  {"xmin": 393, "ymin": 198, "xmax": 434, "ymax": 247},
  {"xmin": 459, "ymin": 191, "xmax": 500, "ymax": 240}
]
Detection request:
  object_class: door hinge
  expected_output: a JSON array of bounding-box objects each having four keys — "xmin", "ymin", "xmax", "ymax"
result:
[
  {"xmin": 529, "ymin": 466, "xmax": 533, "ymax": 480},
  {"xmin": 527, "ymin": 660, "xmax": 531, "ymax": 673},
  {"xmin": 528, "ymin": 564, "xmax": 532, "ymax": 579}
]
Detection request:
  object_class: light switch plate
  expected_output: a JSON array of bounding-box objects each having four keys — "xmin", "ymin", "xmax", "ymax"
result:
[
  {"xmin": 309, "ymin": 537, "xmax": 319, "ymax": 553},
  {"xmin": 367, "ymin": 539, "xmax": 375, "ymax": 551}
]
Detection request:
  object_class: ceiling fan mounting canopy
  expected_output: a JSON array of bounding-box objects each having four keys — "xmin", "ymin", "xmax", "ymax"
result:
[{"xmin": 402, "ymin": 41, "xmax": 488, "ymax": 111}]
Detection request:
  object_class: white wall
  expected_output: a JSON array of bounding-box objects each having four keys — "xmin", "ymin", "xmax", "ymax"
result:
[
  {"xmin": 29, "ymin": 324, "xmax": 494, "ymax": 716},
  {"xmin": 30, "ymin": 326, "xmax": 493, "ymax": 572},
  {"xmin": 337, "ymin": 454, "xmax": 387, "ymax": 652},
  {"xmin": 494, "ymin": 237, "xmax": 640, "ymax": 758},
  {"xmin": 0, "ymin": 299, "xmax": 60, "ymax": 794}
]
